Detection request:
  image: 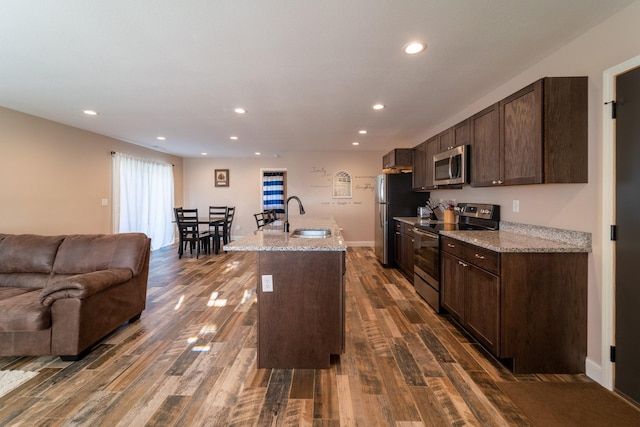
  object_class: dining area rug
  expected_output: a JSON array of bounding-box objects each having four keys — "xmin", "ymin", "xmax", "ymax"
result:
[
  {"xmin": 0, "ymin": 370, "xmax": 38, "ymax": 399},
  {"xmin": 497, "ymin": 381, "xmax": 640, "ymax": 426}
]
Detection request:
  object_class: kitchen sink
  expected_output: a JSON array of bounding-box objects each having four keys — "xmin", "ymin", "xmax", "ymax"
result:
[{"xmin": 290, "ymin": 228, "xmax": 332, "ymax": 238}]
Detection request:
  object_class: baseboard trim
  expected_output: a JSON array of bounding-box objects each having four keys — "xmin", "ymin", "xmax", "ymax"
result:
[
  {"xmin": 585, "ymin": 358, "xmax": 608, "ymax": 389},
  {"xmin": 345, "ymin": 241, "xmax": 373, "ymax": 247}
]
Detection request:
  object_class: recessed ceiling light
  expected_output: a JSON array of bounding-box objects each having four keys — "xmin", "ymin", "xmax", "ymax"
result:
[
  {"xmin": 359, "ymin": 130, "xmax": 367, "ymax": 134},
  {"xmin": 230, "ymin": 136, "xmax": 238, "ymax": 140},
  {"xmin": 403, "ymin": 42, "xmax": 426, "ymax": 55},
  {"xmin": 201, "ymin": 152, "xmax": 207, "ymax": 156},
  {"xmin": 352, "ymin": 142, "xmax": 360, "ymax": 146},
  {"xmin": 83, "ymin": 110, "xmax": 98, "ymax": 116},
  {"xmin": 254, "ymin": 152, "xmax": 261, "ymax": 156},
  {"xmin": 372, "ymin": 103, "xmax": 385, "ymax": 110},
  {"xmin": 234, "ymin": 107, "xmax": 247, "ymax": 114},
  {"xmin": 156, "ymin": 136, "xmax": 166, "ymax": 141}
]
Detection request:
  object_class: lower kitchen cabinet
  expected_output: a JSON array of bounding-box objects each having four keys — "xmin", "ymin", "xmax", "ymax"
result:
[
  {"xmin": 440, "ymin": 236, "xmax": 587, "ymax": 374},
  {"xmin": 394, "ymin": 220, "xmax": 414, "ymax": 279}
]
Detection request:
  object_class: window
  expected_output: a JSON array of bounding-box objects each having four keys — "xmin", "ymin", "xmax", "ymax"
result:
[
  {"xmin": 332, "ymin": 170, "xmax": 352, "ymax": 198},
  {"xmin": 111, "ymin": 152, "xmax": 174, "ymax": 250}
]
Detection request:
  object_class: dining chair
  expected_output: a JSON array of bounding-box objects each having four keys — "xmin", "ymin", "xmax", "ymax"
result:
[
  {"xmin": 266, "ymin": 209, "xmax": 278, "ymax": 224},
  {"xmin": 175, "ymin": 208, "xmax": 210, "ymax": 258},
  {"xmin": 254, "ymin": 212, "xmax": 267, "ymax": 229},
  {"xmin": 209, "ymin": 206, "xmax": 227, "ymax": 253},
  {"xmin": 222, "ymin": 207, "xmax": 235, "ymax": 247}
]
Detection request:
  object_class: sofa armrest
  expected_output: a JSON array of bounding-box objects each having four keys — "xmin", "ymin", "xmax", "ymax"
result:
[{"xmin": 40, "ymin": 268, "xmax": 133, "ymax": 306}]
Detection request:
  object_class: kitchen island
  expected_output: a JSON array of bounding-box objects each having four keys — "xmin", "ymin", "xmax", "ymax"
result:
[{"xmin": 224, "ymin": 217, "xmax": 346, "ymax": 369}]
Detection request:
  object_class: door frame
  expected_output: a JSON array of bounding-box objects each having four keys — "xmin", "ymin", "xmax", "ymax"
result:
[{"xmin": 601, "ymin": 54, "xmax": 640, "ymax": 391}]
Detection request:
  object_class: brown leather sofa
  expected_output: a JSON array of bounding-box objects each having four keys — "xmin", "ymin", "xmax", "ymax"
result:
[{"xmin": 0, "ymin": 233, "xmax": 151, "ymax": 360}]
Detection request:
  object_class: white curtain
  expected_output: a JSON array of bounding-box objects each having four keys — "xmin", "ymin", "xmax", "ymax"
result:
[{"xmin": 112, "ymin": 152, "xmax": 175, "ymax": 251}]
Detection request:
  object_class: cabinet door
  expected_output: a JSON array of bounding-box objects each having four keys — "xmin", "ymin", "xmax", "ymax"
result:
[
  {"xmin": 500, "ymin": 80, "xmax": 543, "ymax": 185},
  {"xmin": 394, "ymin": 222, "xmax": 402, "ymax": 267},
  {"xmin": 470, "ymin": 103, "xmax": 500, "ymax": 187},
  {"xmin": 382, "ymin": 152, "xmax": 391, "ymax": 169},
  {"xmin": 441, "ymin": 252, "xmax": 464, "ymax": 322},
  {"xmin": 454, "ymin": 118, "xmax": 471, "ymax": 148},
  {"xmin": 425, "ymin": 136, "xmax": 439, "ymax": 189},
  {"xmin": 438, "ymin": 127, "xmax": 454, "ymax": 152},
  {"xmin": 412, "ymin": 142, "xmax": 428, "ymax": 191},
  {"xmin": 464, "ymin": 264, "xmax": 500, "ymax": 354},
  {"xmin": 401, "ymin": 230, "xmax": 415, "ymax": 276}
]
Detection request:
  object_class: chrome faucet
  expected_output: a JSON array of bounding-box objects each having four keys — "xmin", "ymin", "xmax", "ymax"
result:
[{"xmin": 284, "ymin": 196, "xmax": 305, "ymax": 232}]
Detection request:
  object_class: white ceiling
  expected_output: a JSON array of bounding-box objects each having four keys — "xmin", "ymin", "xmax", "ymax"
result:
[{"xmin": 0, "ymin": 1, "xmax": 633, "ymax": 158}]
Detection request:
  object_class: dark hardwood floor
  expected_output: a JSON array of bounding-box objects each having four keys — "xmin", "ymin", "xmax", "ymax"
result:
[{"xmin": 0, "ymin": 245, "xmax": 617, "ymax": 426}]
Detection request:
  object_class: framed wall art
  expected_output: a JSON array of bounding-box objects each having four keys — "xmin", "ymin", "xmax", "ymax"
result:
[{"xmin": 215, "ymin": 169, "xmax": 229, "ymax": 187}]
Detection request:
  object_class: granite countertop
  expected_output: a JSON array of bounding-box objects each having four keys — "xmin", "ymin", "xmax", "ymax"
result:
[
  {"xmin": 439, "ymin": 230, "xmax": 590, "ymax": 253},
  {"xmin": 393, "ymin": 216, "xmax": 591, "ymax": 253},
  {"xmin": 223, "ymin": 217, "xmax": 347, "ymax": 251}
]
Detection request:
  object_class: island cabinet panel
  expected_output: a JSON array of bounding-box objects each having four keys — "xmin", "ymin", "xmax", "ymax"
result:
[
  {"xmin": 440, "ymin": 236, "xmax": 587, "ymax": 374},
  {"xmin": 256, "ymin": 251, "xmax": 345, "ymax": 369}
]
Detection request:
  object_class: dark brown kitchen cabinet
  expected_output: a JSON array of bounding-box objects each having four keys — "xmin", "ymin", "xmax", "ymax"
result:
[
  {"xmin": 440, "ymin": 239, "xmax": 500, "ymax": 354},
  {"xmin": 383, "ymin": 148, "xmax": 413, "ymax": 170},
  {"xmin": 470, "ymin": 103, "xmax": 500, "ymax": 186},
  {"xmin": 453, "ymin": 118, "xmax": 471, "ymax": 149},
  {"xmin": 463, "ymin": 261, "xmax": 500, "ymax": 354},
  {"xmin": 440, "ymin": 236, "xmax": 587, "ymax": 374},
  {"xmin": 411, "ymin": 142, "xmax": 427, "ymax": 191},
  {"xmin": 471, "ymin": 77, "xmax": 588, "ymax": 187},
  {"xmin": 440, "ymin": 251, "xmax": 464, "ymax": 321},
  {"xmin": 394, "ymin": 221, "xmax": 415, "ymax": 280},
  {"xmin": 438, "ymin": 127, "xmax": 454, "ymax": 151},
  {"xmin": 257, "ymin": 250, "xmax": 345, "ymax": 369}
]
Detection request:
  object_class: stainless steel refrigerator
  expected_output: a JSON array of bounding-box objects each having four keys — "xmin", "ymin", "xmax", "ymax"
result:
[{"xmin": 374, "ymin": 173, "xmax": 427, "ymax": 266}]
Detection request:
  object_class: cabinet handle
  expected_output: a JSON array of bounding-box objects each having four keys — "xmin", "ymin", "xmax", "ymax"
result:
[
  {"xmin": 458, "ymin": 260, "xmax": 468, "ymax": 267},
  {"xmin": 474, "ymin": 253, "xmax": 485, "ymax": 260},
  {"xmin": 447, "ymin": 243, "xmax": 456, "ymax": 248},
  {"xmin": 492, "ymin": 180, "xmax": 504, "ymax": 185}
]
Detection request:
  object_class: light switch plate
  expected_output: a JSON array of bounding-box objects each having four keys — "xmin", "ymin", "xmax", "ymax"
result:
[
  {"xmin": 512, "ymin": 199, "xmax": 520, "ymax": 213},
  {"xmin": 261, "ymin": 275, "xmax": 274, "ymax": 292}
]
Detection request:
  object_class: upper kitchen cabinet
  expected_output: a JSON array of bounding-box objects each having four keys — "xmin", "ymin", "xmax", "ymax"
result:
[
  {"xmin": 453, "ymin": 118, "xmax": 471, "ymax": 149},
  {"xmin": 471, "ymin": 77, "xmax": 588, "ymax": 187},
  {"xmin": 438, "ymin": 127, "xmax": 454, "ymax": 151},
  {"xmin": 470, "ymin": 104, "xmax": 500, "ymax": 186},
  {"xmin": 412, "ymin": 136, "xmax": 439, "ymax": 191},
  {"xmin": 383, "ymin": 148, "xmax": 413, "ymax": 171}
]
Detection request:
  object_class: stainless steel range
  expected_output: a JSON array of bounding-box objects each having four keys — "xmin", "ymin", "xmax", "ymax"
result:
[{"xmin": 413, "ymin": 202, "xmax": 500, "ymax": 312}]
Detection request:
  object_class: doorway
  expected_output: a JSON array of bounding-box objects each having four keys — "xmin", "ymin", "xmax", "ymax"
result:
[
  {"xmin": 614, "ymin": 65, "xmax": 640, "ymax": 405},
  {"xmin": 260, "ymin": 169, "xmax": 287, "ymax": 217}
]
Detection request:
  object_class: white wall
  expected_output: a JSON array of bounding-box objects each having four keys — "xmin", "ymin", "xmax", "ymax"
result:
[
  {"xmin": 414, "ymin": 0, "xmax": 640, "ymax": 382},
  {"xmin": 183, "ymin": 150, "xmax": 384, "ymax": 244}
]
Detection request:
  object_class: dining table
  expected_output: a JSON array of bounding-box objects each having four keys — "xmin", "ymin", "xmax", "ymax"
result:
[{"xmin": 174, "ymin": 216, "xmax": 226, "ymax": 256}]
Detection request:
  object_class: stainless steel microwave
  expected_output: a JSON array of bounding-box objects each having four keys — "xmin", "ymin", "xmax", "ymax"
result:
[{"xmin": 433, "ymin": 145, "xmax": 468, "ymax": 186}]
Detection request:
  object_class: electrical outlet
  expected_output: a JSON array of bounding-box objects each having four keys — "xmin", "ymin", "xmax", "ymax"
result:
[
  {"xmin": 261, "ymin": 275, "xmax": 273, "ymax": 292},
  {"xmin": 513, "ymin": 199, "xmax": 520, "ymax": 213},
  {"xmin": 101, "ymin": 199, "xmax": 109, "ymax": 206}
]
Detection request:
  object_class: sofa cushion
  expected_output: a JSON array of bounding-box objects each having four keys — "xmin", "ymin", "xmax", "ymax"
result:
[
  {"xmin": 0, "ymin": 273, "xmax": 51, "ymax": 290},
  {"xmin": 0, "ymin": 289, "xmax": 51, "ymax": 332},
  {"xmin": 0, "ymin": 235, "xmax": 64, "ymax": 274},
  {"xmin": 52, "ymin": 233, "xmax": 149, "ymax": 275}
]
